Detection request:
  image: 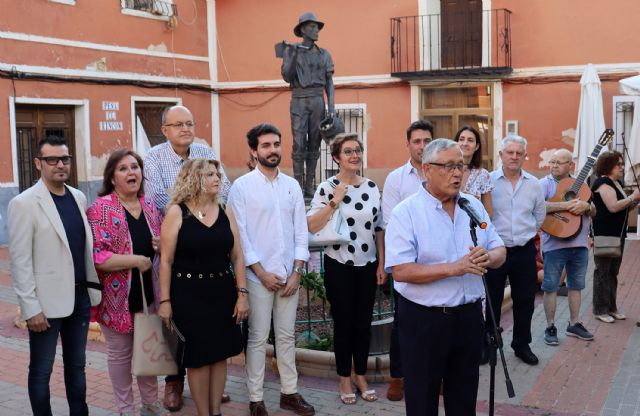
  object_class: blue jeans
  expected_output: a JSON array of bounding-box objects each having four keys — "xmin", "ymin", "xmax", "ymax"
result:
[
  {"xmin": 541, "ymin": 247, "xmax": 589, "ymax": 292},
  {"xmin": 28, "ymin": 288, "xmax": 91, "ymax": 416}
]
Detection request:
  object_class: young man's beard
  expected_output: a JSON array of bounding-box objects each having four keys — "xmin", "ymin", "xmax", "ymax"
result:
[{"xmin": 258, "ymin": 153, "xmax": 281, "ymax": 168}]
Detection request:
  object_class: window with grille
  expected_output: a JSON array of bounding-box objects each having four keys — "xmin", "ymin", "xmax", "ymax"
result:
[
  {"xmin": 121, "ymin": 0, "xmax": 176, "ymax": 17},
  {"xmin": 316, "ymin": 106, "xmax": 366, "ymax": 184}
]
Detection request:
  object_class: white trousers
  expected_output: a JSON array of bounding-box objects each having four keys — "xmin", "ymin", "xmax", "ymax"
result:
[{"xmin": 245, "ymin": 279, "xmax": 299, "ymax": 402}]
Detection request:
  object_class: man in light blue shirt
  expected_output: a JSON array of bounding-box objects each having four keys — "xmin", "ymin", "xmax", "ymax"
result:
[
  {"xmin": 487, "ymin": 135, "xmax": 546, "ymax": 366},
  {"xmin": 143, "ymin": 105, "xmax": 231, "ymax": 212},
  {"xmin": 539, "ymin": 149, "xmax": 595, "ymax": 345},
  {"xmin": 381, "ymin": 119, "xmax": 433, "ymax": 401},
  {"xmin": 386, "ymin": 139, "xmax": 505, "ymax": 416}
]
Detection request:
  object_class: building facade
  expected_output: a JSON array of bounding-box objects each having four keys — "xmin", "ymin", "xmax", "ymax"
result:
[
  {"xmin": 2, "ymin": 0, "xmax": 639, "ymax": 242},
  {"xmin": 0, "ymin": 0, "xmax": 220, "ymax": 242}
]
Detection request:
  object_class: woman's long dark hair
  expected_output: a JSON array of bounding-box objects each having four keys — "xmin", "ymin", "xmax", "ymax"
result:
[
  {"xmin": 454, "ymin": 125, "xmax": 483, "ymax": 169},
  {"xmin": 98, "ymin": 148, "xmax": 145, "ymax": 197}
]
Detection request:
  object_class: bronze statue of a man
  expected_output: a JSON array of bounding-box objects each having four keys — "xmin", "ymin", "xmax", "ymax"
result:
[{"xmin": 279, "ymin": 12, "xmax": 335, "ymax": 197}]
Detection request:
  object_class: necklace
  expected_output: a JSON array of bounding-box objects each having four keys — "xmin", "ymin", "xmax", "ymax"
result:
[
  {"xmin": 116, "ymin": 192, "xmax": 140, "ymax": 214},
  {"xmin": 194, "ymin": 202, "xmax": 210, "ymax": 220}
]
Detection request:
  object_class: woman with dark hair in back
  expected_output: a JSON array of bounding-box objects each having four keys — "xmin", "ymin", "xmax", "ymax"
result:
[
  {"xmin": 454, "ymin": 125, "xmax": 494, "ymax": 217},
  {"xmin": 591, "ymin": 150, "xmax": 640, "ymax": 323},
  {"xmin": 86, "ymin": 148, "xmax": 164, "ymax": 416}
]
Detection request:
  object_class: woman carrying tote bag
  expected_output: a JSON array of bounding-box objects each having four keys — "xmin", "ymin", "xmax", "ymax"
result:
[
  {"xmin": 307, "ymin": 133, "xmax": 387, "ymax": 404},
  {"xmin": 591, "ymin": 150, "xmax": 640, "ymax": 324},
  {"xmin": 87, "ymin": 149, "xmax": 165, "ymax": 416}
]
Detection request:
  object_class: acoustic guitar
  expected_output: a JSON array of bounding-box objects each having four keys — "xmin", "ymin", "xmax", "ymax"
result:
[{"xmin": 541, "ymin": 129, "xmax": 614, "ymax": 239}]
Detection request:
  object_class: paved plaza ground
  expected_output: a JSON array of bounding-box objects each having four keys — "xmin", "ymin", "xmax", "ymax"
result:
[{"xmin": 2, "ymin": 242, "xmax": 640, "ymax": 415}]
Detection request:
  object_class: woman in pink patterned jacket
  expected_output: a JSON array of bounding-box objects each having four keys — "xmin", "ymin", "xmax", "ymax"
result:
[{"xmin": 86, "ymin": 148, "xmax": 164, "ymax": 416}]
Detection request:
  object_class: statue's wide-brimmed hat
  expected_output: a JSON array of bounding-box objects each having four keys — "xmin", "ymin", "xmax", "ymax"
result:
[{"xmin": 294, "ymin": 12, "xmax": 324, "ymax": 37}]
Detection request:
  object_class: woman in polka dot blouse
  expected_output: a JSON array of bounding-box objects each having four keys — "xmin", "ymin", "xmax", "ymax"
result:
[{"xmin": 307, "ymin": 133, "xmax": 387, "ymax": 404}]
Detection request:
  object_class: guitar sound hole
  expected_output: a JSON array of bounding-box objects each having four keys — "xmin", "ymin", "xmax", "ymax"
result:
[{"xmin": 563, "ymin": 191, "xmax": 577, "ymax": 201}]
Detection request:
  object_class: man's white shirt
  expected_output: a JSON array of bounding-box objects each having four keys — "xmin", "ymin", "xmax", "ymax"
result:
[{"xmin": 228, "ymin": 168, "xmax": 309, "ymax": 283}]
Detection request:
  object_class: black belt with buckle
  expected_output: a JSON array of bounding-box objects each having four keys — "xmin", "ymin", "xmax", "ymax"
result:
[
  {"xmin": 424, "ymin": 299, "xmax": 481, "ymax": 314},
  {"xmin": 173, "ymin": 269, "xmax": 232, "ymax": 279}
]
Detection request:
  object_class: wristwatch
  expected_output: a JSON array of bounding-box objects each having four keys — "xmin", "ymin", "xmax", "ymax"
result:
[
  {"xmin": 293, "ymin": 266, "xmax": 305, "ymax": 275},
  {"xmin": 329, "ymin": 200, "xmax": 338, "ymax": 209}
]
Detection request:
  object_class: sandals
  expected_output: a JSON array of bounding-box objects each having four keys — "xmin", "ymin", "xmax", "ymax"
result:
[
  {"xmin": 356, "ymin": 387, "xmax": 378, "ymax": 402},
  {"xmin": 339, "ymin": 392, "xmax": 356, "ymax": 405}
]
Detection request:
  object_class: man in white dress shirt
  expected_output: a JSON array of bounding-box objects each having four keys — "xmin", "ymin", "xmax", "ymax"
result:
[
  {"xmin": 228, "ymin": 123, "xmax": 314, "ymax": 416},
  {"xmin": 385, "ymin": 139, "xmax": 505, "ymax": 416},
  {"xmin": 381, "ymin": 119, "xmax": 433, "ymax": 401}
]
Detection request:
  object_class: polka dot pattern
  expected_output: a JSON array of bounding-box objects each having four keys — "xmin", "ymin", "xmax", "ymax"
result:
[{"xmin": 308, "ymin": 176, "xmax": 384, "ymax": 266}]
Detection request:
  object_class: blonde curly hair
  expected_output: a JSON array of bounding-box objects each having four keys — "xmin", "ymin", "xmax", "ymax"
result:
[{"xmin": 169, "ymin": 158, "xmax": 221, "ymax": 207}]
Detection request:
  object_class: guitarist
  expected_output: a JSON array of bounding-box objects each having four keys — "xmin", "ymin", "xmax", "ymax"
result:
[{"xmin": 539, "ymin": 149, "xmax": 595, "ymax": 346}]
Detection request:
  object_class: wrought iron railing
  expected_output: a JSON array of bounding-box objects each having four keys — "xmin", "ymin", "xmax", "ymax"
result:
[
  {"xmin": 390, "ymin": 9, "xmax": 512, "ymax": 77},
  {"xmin": 297, "ymin": 247, "xmax": 395, "ymax": 349},
  {"xmin": 122, "ymin": 0, "xmax": 177, "ymax": 17}
]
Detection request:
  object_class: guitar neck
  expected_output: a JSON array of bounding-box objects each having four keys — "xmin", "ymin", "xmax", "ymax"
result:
[{"xmin": 570, "ymin": 143, "xmax": 605, "ymax": 193}]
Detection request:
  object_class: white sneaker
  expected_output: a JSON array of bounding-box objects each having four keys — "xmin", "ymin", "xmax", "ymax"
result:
[{"xmin": 140, "ymin": 401, "xmax": 166, "ymax": 416}]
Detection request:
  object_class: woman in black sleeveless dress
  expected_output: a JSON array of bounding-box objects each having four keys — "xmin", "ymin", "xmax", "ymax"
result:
[
  {"xmin": 591, "ymin": 150, "xmax": 640, "ymax": 323},
  {"xmin": 158, "ymin": 159, "xmax": 249, "ymax": 416}
]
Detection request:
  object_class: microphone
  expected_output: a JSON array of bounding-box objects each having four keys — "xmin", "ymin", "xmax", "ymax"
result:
[{"xmin": 457, "ymin": 196, "xmax": 487, "ymax": 229}]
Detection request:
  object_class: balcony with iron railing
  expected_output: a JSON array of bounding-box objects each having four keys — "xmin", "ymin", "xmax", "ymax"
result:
[
  {"xmin": 121, "ymin": 0, "xmax": 177, "ymax": 17},
  {"xmin": 390, "ymin": 9, "xmax": 512, "ymax": 78}
]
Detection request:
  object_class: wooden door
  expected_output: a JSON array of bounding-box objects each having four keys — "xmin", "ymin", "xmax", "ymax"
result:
[
  {"xmin": 441, "ymin": 0, "xmax": 482, "ymax": 68},
  {"xmin": 15, "ymin": 105, "xmax": 77, "ymax": 191},
  {"xmin": 135, "ymin": 102, "xmax": 171, "ymax": 147}
]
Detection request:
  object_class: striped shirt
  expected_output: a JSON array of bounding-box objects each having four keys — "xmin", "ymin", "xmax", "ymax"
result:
[{"xmin": 143, "ymin": 141, "xmax": 231, "ymax": 212}]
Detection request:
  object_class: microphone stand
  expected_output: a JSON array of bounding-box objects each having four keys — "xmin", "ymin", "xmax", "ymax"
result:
[{"xmin": 469, "ymin": 220, "xmax": 515, "ymax": 416}]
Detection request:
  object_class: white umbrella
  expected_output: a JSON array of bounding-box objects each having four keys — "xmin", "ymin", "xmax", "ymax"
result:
[
  {"xmin": 572, "ymin": 64, "xmax": 606, "ymax": 174},
  {"xmin": 620, "ymin": 75, "xmax": 640, "ymax": 96}
]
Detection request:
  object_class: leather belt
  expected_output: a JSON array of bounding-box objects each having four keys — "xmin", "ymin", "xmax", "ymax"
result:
[{"xmin": 423, "ymin": 300, "xmax": 481, "ymax": 314}]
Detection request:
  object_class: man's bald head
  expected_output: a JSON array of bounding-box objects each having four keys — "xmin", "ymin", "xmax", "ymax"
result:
[
  {"xmin": 553, "ymin": 148, "xmax": 573, "ymax": 162},
  {"xmin": 162, "ymin": 105, "xmax": 193, "ymax": 126},
  {"xmin": 549, "ymin": 148, "xmax": 574, "ymax": 179}
]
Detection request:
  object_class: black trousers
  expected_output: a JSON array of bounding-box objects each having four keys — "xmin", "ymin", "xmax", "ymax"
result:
[
  {"xmin": 592, "ymin": 254, "xmax": 623, "ymax": 315},
  {"xmin": 323, "ymin": 255, "xmax": 378, "ymax": 377},
  {"xmin": 485, "ymin": 239, "xmax": 538, "ymax": 351},
  {"xmin": 399, "ymin": 295, "xmax": 483, "ymax": 416},
  {"xmin": 389, "ymin": 289, "xmax": 403, "ymax": 378}
]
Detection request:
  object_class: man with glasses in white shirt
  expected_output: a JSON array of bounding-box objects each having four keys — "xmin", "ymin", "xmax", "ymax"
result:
[
  {"xmin": 228, "ymin": 123, "xmax": 314, "ymax": 416},
  {"xmin": 381, "ymin": 119, "xmax": 433, "ymax": 401},
  {"xmin": 385, "ymin": 139, "xmax": 505, "ymax": 416},
  {"xmin": 143, "ymin": 105, "xmax": 232, "ymax": 411},
  {"xmin": 144, "ymin": 105, "xmax": 231, "ymax": 212}
]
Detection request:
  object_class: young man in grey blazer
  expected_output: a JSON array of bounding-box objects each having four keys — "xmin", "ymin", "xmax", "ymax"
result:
[{"xmin": 7, "ymin": 135, "xmax": 102, "ymax": 416}]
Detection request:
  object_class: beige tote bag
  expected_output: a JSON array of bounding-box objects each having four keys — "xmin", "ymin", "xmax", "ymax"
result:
[{"xmin": 132, "ymin": 273, "xmax": 178, "ymax": 376}]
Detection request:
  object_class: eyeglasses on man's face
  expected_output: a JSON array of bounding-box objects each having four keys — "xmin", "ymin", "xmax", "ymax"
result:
[
  {"xmin": 37, "ymin": 156, "xmax": 73, "ymax": 166},
  {"xmin": 163, "ymin": 121, "xmax": 196, "ymax": 129},
  {"xmin": 342, "ymin": 148, "xmax": 363, "ymax": 157},
  {"xmin": 548, "ymin": 160, "xmax": 570, "ymax": 166},
  {"xmin": 429, "ymin": 162, "xmax": 465, "ymax": 173}
]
